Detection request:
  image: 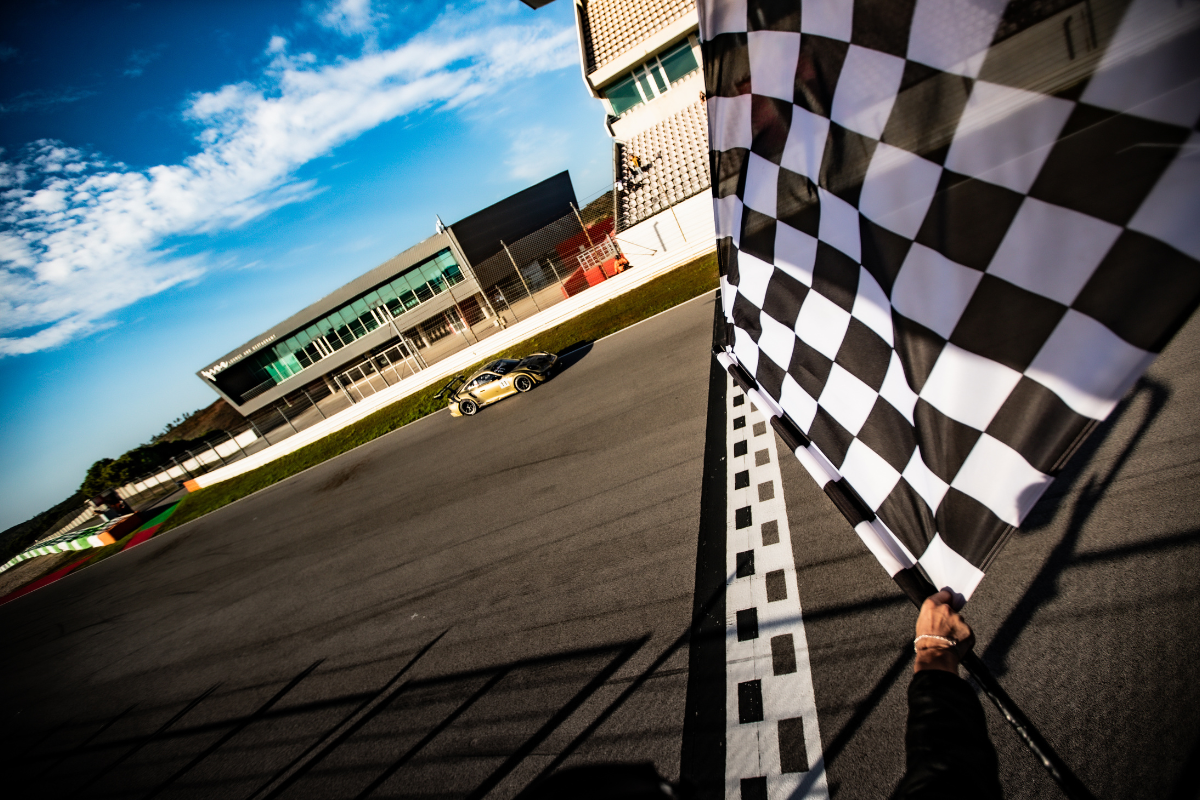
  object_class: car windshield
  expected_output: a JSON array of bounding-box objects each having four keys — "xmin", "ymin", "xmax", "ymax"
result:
[{"xmin": 489, "ymin": 359, "xmax": 519, "ymax": 375}]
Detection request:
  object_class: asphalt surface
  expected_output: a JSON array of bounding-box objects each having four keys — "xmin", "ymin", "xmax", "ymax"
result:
[
  {"xmin": 3, "ymin": 289, "xmax": 1199, "ymax": 800},
  {"xmin": 0, "ymin": 295, "xmax": 716, "ymax": 799}
]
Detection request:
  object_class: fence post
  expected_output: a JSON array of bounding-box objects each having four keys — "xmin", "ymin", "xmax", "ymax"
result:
[
  {"xmin": 546, "ymin": 257, "xmax": 567, "ymax": 292},
  {"xmin": 372, "ymin": 357, "xmax": 391, "ymax": 386},
  {"xmin": 443, "ymin": 279, "xmax": 480, "ymax": 346},
  {"xmin": 277, "ymin": 402, "xmax": 300, "ymax": 435},
  {"xmin": 502, "ymin": 240, "xmax": 541, "ymax": 311},
  {"xmin": 663, "ymin": 192, "xmax": 686, "ymax": 242},
  {"xmin": 207, "ymin": 441, "xmax": 227, "ymax": 467},
  {"xmin": 225, "ymin": 429, "xmax": 249, "ymax": 458},
  {"xmin": 302, "ymin": 389, "xmax": 327, "ymax": 419},
  {"xmin": 334, "ymin": 374, "xmax": 355, "ymax": 404},
  {"xmin": 571, "ymin": 201, "xmax": 595, "ymax": 247},
  {"xmin": 495, "ymin": 286, "xmax": 519, "ymax": 322}
]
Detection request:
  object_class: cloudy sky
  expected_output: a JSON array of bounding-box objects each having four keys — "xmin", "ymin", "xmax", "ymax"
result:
[{"xmin": 0, "ymin": 0, "xmax": 612, "ymax": 530}]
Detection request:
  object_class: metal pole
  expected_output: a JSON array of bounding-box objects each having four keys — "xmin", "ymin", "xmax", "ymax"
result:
[
  {"xmin": 663, "ymin": 193, "xmax": 686, "ymax": 241},
  {"xmin": 495, "ymin": 285, "xmax": 519, "ymax": 322},
  {"xmin": 372, "ymin": 356, "xmax": 391, "ymax": 386},
  {"xmin": 277, "ymin": 402, "xmax": 300, "ymax": 435},
  {"xmin": 502, "ymin": 240, "xmax": 541, "ymax": 311},
  {"xmin": 226, "ymin": 429, "xmax": 249, "ymax": 458},
  {"xmin": 207, "ymin": 441, "xmax": 227, "ymax": 467},
  {"xmin": 443, "ymin": 278, "xmax": 480, "ymax": 345},
  {"xmin": 546, "ymin": 257, "xmax": 567, "ymax": 293},
  {"xmin": 302, "ymin": 389, "xmax": 326, "ymax": 419},
  {"xmin": 334, "ymin": 374, "xmax": 355, "ymax": 404},
  {"xmin": 571, "ymin": 201, "xmax": 594, "ymax": 247}
]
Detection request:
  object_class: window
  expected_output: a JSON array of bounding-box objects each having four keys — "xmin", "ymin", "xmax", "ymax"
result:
[
  {"xmin": 659, "ymin": 41, "xmax": 699, "ymax": 83},
  {"xmin": 606, "ymin": 73, "xmax": 643, "ymax": 115},
  {"xmin": 242, "ymin": 248, "xmax": 470, "ymax": 389},
  {"xmin": 602, "ymin": 38, "xmax": 700, "ymax": 118}
]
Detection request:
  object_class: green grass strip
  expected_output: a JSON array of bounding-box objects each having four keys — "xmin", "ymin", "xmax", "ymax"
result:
[{"xmin": 159, "ymin": 251, "xmax": 719, "ymax": 535}]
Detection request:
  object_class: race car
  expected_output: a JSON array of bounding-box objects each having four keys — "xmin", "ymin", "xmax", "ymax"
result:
[{"xmin": 436, "ymin": 353, "xmax": 558, "ymax": 417}]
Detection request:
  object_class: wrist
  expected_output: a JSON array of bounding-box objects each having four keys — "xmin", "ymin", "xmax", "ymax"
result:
[{"xmin": 914, "ymin": 647, "xmax": 960, "ymax": 674}]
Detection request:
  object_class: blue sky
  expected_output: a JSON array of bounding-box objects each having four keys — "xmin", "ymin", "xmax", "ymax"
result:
[{"xmin": 0, "ymin": 0, "xmax": 613, "ymax": 530}]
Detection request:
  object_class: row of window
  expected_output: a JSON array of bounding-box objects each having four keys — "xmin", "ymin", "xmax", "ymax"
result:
[
  {"xmin": 250, "ymin": 249, "xmax": 466, "ymax": 388},
  {"xmin": 603, "ymin": 38, "xmax": 700, "ymax": 117}
]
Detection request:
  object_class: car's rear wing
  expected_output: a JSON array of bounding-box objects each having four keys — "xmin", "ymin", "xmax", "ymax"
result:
[{"xmin": 434, "ymin": 375, "xmax": 466, "ymax": 400}]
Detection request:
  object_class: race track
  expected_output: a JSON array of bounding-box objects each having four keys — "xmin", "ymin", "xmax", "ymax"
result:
[{"xmin": 2, "ymin": 290, "xmax": 1199, "ymax": 799}]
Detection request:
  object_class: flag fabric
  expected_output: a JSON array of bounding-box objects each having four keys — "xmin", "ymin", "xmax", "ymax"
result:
[{"xmin": 699, "ymin": 0, "xmax": 1200, "ymax": 602}]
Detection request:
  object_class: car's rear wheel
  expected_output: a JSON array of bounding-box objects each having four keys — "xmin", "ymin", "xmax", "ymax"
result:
[
  {"xmin": 459, "ymin": 398, "xmax": 478, "ymax": 416},
  {"xmin": 514, "ymin": 375, "xmax": 533, "ymax": 393}
]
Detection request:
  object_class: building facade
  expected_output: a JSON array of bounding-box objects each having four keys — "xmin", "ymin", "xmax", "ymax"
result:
[
  {"xmin": 197, "ymin": 172, "xmax": 578, "ymax": 415},
  {"xmin": 570, "ymin": 0, "xmax": 711, "ymax": 229}
]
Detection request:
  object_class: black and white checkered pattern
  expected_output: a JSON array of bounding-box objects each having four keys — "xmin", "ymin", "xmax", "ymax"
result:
[{"xmin": 701, "ymin": 0, "xmax": 1200, "ymax": 601}]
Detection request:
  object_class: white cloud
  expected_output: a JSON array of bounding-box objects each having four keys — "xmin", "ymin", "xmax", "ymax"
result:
[
  {"xmin": 506, "ymin": 126, "xmax": 571, "ymax": 180},
  {"xmin": 317, "ymin": 0, "xmax": 384, "ymax": 38},
  {"xmin": 267, "ymin": 35, "xmax": 288, "ymax": 54},
  {"xmin": 0, "ymin": 5, "xmax": 578, "ymax": 357}
]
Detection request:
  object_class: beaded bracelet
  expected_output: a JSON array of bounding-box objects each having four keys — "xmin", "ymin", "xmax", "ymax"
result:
[{"xmin": 913, "ymin": 634, "xmax": 958, "ymax": 653}]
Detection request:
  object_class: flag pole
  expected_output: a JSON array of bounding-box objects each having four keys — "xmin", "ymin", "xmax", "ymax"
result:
[{"xmin": 715, "ymin": 348, "xmax": 1096, "ymax": 800}]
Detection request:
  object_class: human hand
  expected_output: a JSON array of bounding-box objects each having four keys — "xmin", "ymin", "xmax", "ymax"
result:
[{"xmin": 913, "ymin": 590, "xmax": 975, "ymax": 674}]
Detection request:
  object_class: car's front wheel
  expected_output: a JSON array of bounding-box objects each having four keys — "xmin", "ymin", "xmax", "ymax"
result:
[
  {"xmin": 514, "ymin": 375, "xmax": 533, "ymax": 393},
  {"xmin": 459, "ymin": 398, "xmax": 478, "ymax": 416}
]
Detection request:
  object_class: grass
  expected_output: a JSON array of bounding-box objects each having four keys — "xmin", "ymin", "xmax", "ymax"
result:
[{"xmin": 159, "ymin": 250, "xmax": 719, "ymax": 535}]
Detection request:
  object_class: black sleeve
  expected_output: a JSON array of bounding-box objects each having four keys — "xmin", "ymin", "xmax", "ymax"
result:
[{"xmin": 892, "ymin": 669, "xmax": 1003, "ymax": 800}]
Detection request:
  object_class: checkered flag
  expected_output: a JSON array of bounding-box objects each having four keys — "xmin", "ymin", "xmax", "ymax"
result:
[{"xmin": 700, "ymin": 0, "xmax": 1200, "ymax": 602}]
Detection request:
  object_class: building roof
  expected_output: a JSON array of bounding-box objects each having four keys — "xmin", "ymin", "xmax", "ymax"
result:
[{"xmin": 581, "ymin": 0, "xmax": 695, "ymax": 73}]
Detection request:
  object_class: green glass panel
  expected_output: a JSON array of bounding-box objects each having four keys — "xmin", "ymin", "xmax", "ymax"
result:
[
  {"xmin": 605, "ymin": 73, "xmax": 642, "ymax": 115},
  {"xmin": 282, "ymin": 353, "xmax": 303, "ymax": 375},
  {"xmin": 265, "ymin": 363, "xmax": 285, "ymax": 383},
  {"xmin": 335, "ymin": 324, "xmax": 353, "ymax": 343},
  {"xmin": 348, "ymin": 318, "xmax": 366, "ymax": 338},
  {"xmin": 304, "ymin": 342, "xmax": 323, "ymax": 363},
  {"xmin": 295, "ymin": 350, "xmax": 313, "ymax": 369},
  {"xmin": 361, "ymin": 311, "xmax": 379, "ymax": 332},
  {"xmin": 422, "ymin": 262, "xmax": 446, "ymax": 293},
  {"xmin": 636, "ymin": 69, "xmax": 655, "ymax": 99},
  {"xmin": 377, "ymin": 283, "xmax": 399, "ymax": 304},
  {"xmin": 351, "ymin": 298, "xmax": 369, "ymax": 316},
  {"xmin": 327, "ymin": 334, "xmax": 344, "ymax": 351},
  {"xmin": 386, "ymin": 298, "xmax": 403, "ymax": 316},
  {"xmin": 413, "ymin": 280, "xmax": 433, "ymax": 303},
  {"xmin": 444, "ymin": 263, "xmax": 464, "ymax": 285},
  {"xmin": 399, "ymin": 289, "xmax": 418, "ymax": 309},
  {"xmin": 660, "ymin": 41, "xmax": 698, "ymax": 83},
  {"xmin": 390, "ymin": 274, "xmax": 414, "ymax": 296},
  {"xmin": 650, "ymin": 62, "xmax": 668, "ymax": 93}
]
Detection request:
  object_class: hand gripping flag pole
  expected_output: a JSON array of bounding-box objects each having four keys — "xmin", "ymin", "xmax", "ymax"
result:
[{"xmin": 697, "ymin": 0, "xmax": 1200, "ymax": 794}]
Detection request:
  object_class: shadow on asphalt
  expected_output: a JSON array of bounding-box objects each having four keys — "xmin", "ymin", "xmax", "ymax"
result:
[
  {"xmin": 19, "ymin": 630, "xmax": 681, "ymax": 800},
  {"xmin": 983, "ymin": 376, "xmax": 1174, "ymax": 677},
  {"xmin": 552, "ymin": 341, "xmax": 594, "ymax": 376},
  {"xmin": 20, "ymin": 582, "xmax": 733, "ymax": 800}
]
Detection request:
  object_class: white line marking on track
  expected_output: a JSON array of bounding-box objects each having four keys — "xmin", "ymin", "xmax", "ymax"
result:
[{"xmin": 724, "ymin": 376, "xmax": 829, "ymax": 800}]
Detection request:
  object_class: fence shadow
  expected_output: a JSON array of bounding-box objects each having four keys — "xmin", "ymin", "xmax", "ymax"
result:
[{"xmin": 982, "ymin": 377, "xmax": 1171, "ymax": 675}]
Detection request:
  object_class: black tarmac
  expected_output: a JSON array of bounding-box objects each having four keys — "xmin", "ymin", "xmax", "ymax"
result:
[{"xmin": 2, "ymin": 292, "xmax": 1198, "ymax": 800}]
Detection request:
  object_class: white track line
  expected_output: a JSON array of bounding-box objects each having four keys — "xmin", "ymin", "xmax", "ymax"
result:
[{"xmin": 724, "ymin": 375, "xmax": 828, "ymax": 800}]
